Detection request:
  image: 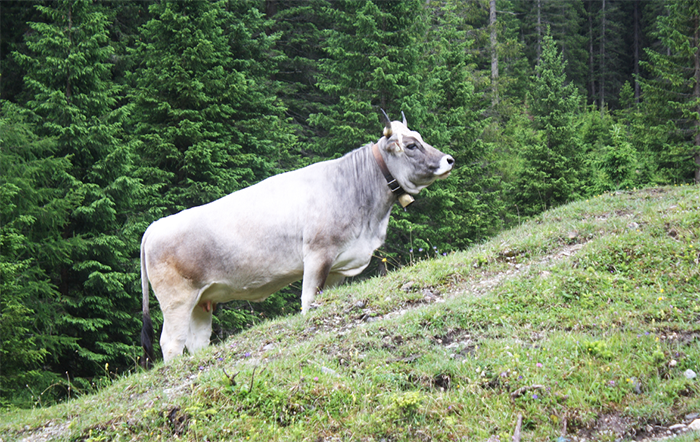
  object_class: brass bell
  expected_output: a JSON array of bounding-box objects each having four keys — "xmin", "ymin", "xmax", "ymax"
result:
[{"xmin": 398, "ymin": 193, "xmax": 415, "ymax": 208}]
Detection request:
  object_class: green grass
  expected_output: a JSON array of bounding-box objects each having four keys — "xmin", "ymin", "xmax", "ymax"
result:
[{"xmin": 1, "ymin": 185, "xmax": 699, "ymax": 441}]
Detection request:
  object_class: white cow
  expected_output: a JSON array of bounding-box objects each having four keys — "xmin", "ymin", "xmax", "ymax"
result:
[{"xmin": 140, "ymin": 112, "xmax": 454, "ymax": 363}]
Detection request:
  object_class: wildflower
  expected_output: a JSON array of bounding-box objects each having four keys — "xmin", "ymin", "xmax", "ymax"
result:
[
  {"xmin": 314, "ymin": 377, "xmax": 319, "ymax": 382},
  {"xmin": 409, "ymin": 248, "xmax": 413, "ymax": 253},
  {"xmin": 609, "ymin": 380, "xmax": 615, "ymax": 386},
  {"xmin": 536, "ymin": 363, "xmax": 543, "ymax": 368},
  {"xmin": 532, "ymin": 394, "xmax": 539, "ymax": 399},
  {"xmin": 199, "ymin": 366, "xmax": 204, "ymax": 370},
  {"xmin": 244, "ymin": 352, "xmax": 251, "ymax": 358},
  {"xmin": 419, "ymin": 248, "xmax": 424, "ymax": 252}
]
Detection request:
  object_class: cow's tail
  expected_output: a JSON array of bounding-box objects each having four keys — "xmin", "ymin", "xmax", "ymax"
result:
[{"xmin": 140, "ymin": 233, "xmax": 155, "ymax": 369}]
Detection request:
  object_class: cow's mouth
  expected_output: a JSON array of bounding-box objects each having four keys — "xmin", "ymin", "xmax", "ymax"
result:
[{"xmin": 437, "ymin": 170, "xmax": 451, "ymax": 179}]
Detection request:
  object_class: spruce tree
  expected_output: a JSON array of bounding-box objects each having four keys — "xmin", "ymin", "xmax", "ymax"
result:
[
  {"xmin": 639, "ymin": 0, "xmax": 700, "ymax": 183},
  {"xmin": 395, "ymin": 0, "xmax": 499, "ymax": 255},
  {"xmin": 131, "ymin": 0, "xmax": 296, "ymax": 212},
  {"xmin": 267, "ymin": 0, "xmax": 334, "ymax": 147},
  {"xmin": 514, "ymin": 0, "xmax": 588, "ymax": 92},
  {"xmin": 0, "ymin": 103, "xmax": 78, "ymax": 406},
  {"xmin": 15, "ymin": 0, "xmax": 145, "ymax": 380},
  {"xmin": 512, "ymin": 32, "xmax": 583, "ymax": 216},
  {"xmin": 309, "ymin": 0, "xmax": 427, "ymax": 157}
]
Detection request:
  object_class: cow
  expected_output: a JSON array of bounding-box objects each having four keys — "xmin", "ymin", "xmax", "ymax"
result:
[{"xmin": 140, "ymin": 111, "xmax": 454, "ymax": 364}]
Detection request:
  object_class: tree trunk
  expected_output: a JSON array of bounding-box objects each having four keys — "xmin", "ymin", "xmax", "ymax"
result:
[
  {"xmin": 599, "ymin": 0, "xmax": 606, "ymax": 115},
  {"xmin": 588, "ymin": 0, "xmax": 596, "ymax": 107},
  {"xmin": 66, "ymin": 4, "xmax": 72, "ymax": 103},
  {"xmin": 490, "ymin": 0, "xmax": 499, "ymax": 106},
  {"xmin": 694, "ymin": 15, "xmax": 700, "ymax": 183},
  {"xmin": 633, "ymin": 0, "xmax": 641, "ymax": 102},
  {"xmin": 536, "ymin": 0, "xmax": 542, "ymax": 64}
]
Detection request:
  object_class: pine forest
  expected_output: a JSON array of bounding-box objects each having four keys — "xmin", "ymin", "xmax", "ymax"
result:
[{"xmin": 0, "ymin": 0, "xmax": 698, "ymax": 408}]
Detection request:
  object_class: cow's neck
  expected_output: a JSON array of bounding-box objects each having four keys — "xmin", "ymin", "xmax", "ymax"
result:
[
  {"xmin": 341, "ymin": 144, "xmax": 400, "ymax": 218},
  {"xmin": 371, "ymin": 143, "xmax": 414, "ymax": 208}
]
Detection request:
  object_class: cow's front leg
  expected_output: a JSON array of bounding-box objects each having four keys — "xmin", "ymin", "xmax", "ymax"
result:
[
  {"xmin": 186, "ymin": 300, "xmax": 214, "ymax": 354},
  {"xmin": 301, "ymin": 254, "xmax": 333, "ymax": 314}
]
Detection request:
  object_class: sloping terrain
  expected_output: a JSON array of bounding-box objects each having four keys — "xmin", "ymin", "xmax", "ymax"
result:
[{"xmin": 1, "ymin": 185, "xmax": 699, "ymax": 441}]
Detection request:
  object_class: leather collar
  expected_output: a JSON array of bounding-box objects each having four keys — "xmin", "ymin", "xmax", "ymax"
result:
[{"xmin": 371, "ymin": 143, "xmax": 414, "ymax": 208}]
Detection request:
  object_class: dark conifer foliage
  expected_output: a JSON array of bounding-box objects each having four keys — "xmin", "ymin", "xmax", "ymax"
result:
[
  {"xmin": 0, "ymin": 103, "xmax": 77, "ymax": 407},
  {"xmin": 639, "ymin": 0, "xmax": 700, "ymax": 183},
  {"xmin": 511, "ymin": 32, "xmax": 583, "ymax": 215},
  {"xmin": 130, "ymin": 0, "xmax": 296, "ymax": 213},
  {"xmin": 14, "ymin": 0, "xmax": 145, "ymax": 381}
]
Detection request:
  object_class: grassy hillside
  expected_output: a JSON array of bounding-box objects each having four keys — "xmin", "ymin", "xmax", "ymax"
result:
[{"xmin": 2, "ymin": 185, "xmax": 700, "ymax": 442}]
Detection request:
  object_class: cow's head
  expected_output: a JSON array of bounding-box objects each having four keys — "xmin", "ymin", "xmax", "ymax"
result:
[{"xmin": 378, "ymin": 110, "xmax": 454, "ymax": 196}]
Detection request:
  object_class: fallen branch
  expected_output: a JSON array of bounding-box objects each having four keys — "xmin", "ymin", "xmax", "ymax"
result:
[
  {"xmin": 510, "ymin": 384, "xmax": 545, "ymax": 400},
  {"xmin": 512, "ymin": 413, "xmax": 523, "ymax": 442}
]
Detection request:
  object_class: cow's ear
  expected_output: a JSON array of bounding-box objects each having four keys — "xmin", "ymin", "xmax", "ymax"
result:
[{"xmin": 385, "ymin": 133, "xmax": 404, "ymax": 153}]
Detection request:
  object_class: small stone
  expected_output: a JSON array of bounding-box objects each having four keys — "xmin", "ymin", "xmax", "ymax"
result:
[
  {"xmin": 321, "ymin": 366, "xmax": 339, "ymax": 377},
  {"xmin": 685, "ymin": 413, "xmax": 699, "ymax": 421},
  {"xmin": 262, "ymin": 343, "xmax": 275, "ymax": 351},
  {"xmin": 627, "ymin": 222, "xmax": 640, "ymax": 230},
  {"xmin": 669, "ymin": 424, "xmax": 687, "ymax": 432},
  {"xmin": 684, "ymin": 369, "xmax": 697, "ymax": 379},
  {"xmin": 354, "ymin": 300, "xmax": 366, "ymax": 309},
  {"xmin": 630, "ymin": 377, "xmax": 642, "ymax": 394},
  {"xmin": 688, "ymin": 419, "xmax": 700, "ymax": 431},
  {"xmin": 669, "ymin": 359, "xmax": 678, "ymax": 367}
]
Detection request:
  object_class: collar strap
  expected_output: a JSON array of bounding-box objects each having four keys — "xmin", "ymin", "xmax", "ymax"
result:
[{"xmin": 371, "ymin": 143, "xmax": 414, "ymax": 208}]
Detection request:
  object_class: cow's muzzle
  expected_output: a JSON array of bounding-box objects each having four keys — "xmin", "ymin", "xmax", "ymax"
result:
[{"xmin": 435, "ymin": 155, "xmax": 454, "ymax": 178}]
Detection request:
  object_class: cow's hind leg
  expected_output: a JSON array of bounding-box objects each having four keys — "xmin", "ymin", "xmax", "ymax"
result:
[{"xmin": 186, "ymin": 301, "xmax": 213, "ymax": 354}]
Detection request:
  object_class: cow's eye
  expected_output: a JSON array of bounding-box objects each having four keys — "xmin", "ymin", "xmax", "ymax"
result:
[{"xmin": 406, "ymin": 143, "xmax": 417, "ymax": 150}]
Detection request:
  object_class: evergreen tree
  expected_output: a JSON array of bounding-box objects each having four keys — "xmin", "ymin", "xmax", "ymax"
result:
[
  {"xmin": 267, "ymin": 0, "xmax": 334, "ymax": 150},
  {"xmin": 131, "ymin": 0, "xmax": 296, "ymax": 212},
  {"xmin": 395, "ymin": 0, "xmax": 499, "ymax": 255},
  {"xmin": 514, "ymin": 0, "xmax": 588, "ymax": 93},
  {"xmin": 309, "ymin": 0, "xmax": 427, "ymax": 157},
  {"xmin": 586, "ymin": 0, "xmax": 635, "ymax": 111},
  {"xmin": 15, "ymin": 0, "xmax": 145, "ymax": 380},
  {"xmin": 0, "ymin": 103, "xmax": 78, "ymax": 406},
  {"xmin": 639, "ymin": 0, "xmax": 700, "ymax": 183},
  {"xmin": 512, "ymin": 32, "xmax": 583, "ymax": 216}
]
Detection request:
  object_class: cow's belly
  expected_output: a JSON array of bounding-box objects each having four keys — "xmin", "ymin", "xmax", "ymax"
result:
[{"xmin": 200, "ymin": 271, "xmax": 303, "ymax": 304}]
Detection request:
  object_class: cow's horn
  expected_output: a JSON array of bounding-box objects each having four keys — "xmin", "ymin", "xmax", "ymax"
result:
[
  {"xmin": 380, "ymin": 108, "xmax": 392, "ymax": 137},
  {"xmin": 401, "ymin": 111, "xmax": 408, "ymax": 126}
]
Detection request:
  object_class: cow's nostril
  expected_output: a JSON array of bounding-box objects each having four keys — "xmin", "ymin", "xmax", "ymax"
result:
[{"xmin": 446, "ymin": 156, "xmax": 455, "ymax": 165}]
